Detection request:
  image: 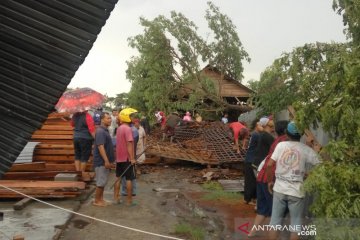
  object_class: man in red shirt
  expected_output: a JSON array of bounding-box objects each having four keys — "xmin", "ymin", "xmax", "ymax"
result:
[
  {"xmin": 248, "ymin": 120, "xmax": 288, "ymax": 237},
  {"xmin": 229, "ymin": 121, "xmax": 249, "ymax": 153},
  {"xmin": 114, "ymin": 108, "xmax": 138, "ymax": 206}
]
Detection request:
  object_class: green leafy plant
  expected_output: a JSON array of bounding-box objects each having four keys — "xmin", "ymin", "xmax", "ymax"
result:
[
  {"xmin": 202, "ymin": 181, "xmax": 223, "ymax": 191},
  {"xmin": 202, "ymin": 181, "xmax": 242, "ymax": 201},
  {"xmin": 174, "ymin": 223, "xmax": 205, "ymax": 240}
]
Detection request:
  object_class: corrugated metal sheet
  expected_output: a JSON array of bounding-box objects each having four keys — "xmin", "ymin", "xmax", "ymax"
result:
[
  {"xmin": 14, "ymin": 142, "xmax": 40, "ymax": 163},
  {"xmin": 0, "ymin": 0, "xmax": 118, "ymax": 178}
]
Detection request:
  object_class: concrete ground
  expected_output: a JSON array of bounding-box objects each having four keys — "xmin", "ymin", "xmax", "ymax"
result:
[{"xmin": 0, "ymin": 199, "xmax": 80, "ymax": 240}]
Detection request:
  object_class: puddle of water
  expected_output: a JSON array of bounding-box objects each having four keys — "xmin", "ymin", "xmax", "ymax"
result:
[{"xmin": 72, "ymin": 219, "xmax": 91, "ymax": 229}]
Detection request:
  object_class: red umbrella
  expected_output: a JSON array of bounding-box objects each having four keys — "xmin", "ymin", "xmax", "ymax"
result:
[{"xmin": 55, "ymin": 87, "xmax": 105, "ymax": 113}]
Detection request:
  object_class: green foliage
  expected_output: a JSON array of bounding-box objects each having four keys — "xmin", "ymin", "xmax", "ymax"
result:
[
  {"xmin": 202, "ymin": 181, "xmax": 223, "ymax": 191},
  {"xmin": 202, "ymin": 181, "xmax": 242, "ymax": 201},
  {"xmin": 174, "ymin": 223, "xmax": 205, "ymax": 240},
  {"xmin": 205, "ymin": 2, "xmax": 250, "ymax": 80},
  {"xmin": 126, "ymin": 2, "xmax": 249, "ymax": 116},
  {"xmin": 333, "ymin": 0, "xmax": 360, "ymax": 44},
  {"xmin": 304, "ymin": 163, "xmax": 360, "ymax": 239},
  {"xmin": 253, "ymin": 42, "xmax": 360, "ymax": 220},
  {"xmin": 253, "ymin": 42, "xmax": 350, "ymax": 124},
  {"xmin": 304, "ymin": 163, "xmax": 360, "ymax": 218},
  {"xmin": 202, "ymin": 190, "xmax": 242, "ymax": 201},
  {"xmin": 311, "ymin": 218, "xmax": 360, "ymax": 240}
]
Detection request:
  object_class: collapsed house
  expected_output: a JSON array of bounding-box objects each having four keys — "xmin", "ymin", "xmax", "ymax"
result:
[{"xmin": 146, "ymin": 121, "xmax": 246, "ymax": 166}]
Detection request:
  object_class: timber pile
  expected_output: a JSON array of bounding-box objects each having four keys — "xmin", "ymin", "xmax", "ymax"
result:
[
  {"xmin": 146, "ymin": 121, "xmax": 246, "ymax": 165},
  {"xmin": 1, "ymin": 112, "xmax": 91, "ymax": 198},
  {"xmin": 31, "ymin": 112, "xmax": 92, "ymax": 173},
  {"xmin": 0, "ymin": 180, "xmax": 85, "ymax": 198}
]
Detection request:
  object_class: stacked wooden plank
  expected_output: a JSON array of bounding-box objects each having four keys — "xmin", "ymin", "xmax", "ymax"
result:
[
  {"xmin": 1, "ymin": 112, "xmax": 92, "ymax": 198},
  {"xmin": 0, "ymin": 180, "xmax": 85, "ymax": 198},
  {"xmin": 31, "ymin": 112, "xmax": 93, "ymax": 172}
]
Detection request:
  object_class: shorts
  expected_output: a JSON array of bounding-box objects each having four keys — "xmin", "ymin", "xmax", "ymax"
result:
[
  {"xmin": 74, "ymin": 138, "xmax": 93, "ymax": 162},
  {"xmin": 256, "ymin": 182, "xmax": 273, "ymax": 217},
  {"xmin": 116, "ymin": 161, "xmax": 136, "ymax": 180},
  {"xmin": 269, "ymin": 191, "xmax": 304, "ymax": 232},
  {"xmin": 95, "ymin": 166, "xmax": 109, "ymax": 187}
]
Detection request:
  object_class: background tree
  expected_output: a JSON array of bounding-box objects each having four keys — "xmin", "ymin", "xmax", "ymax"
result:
[
  {"xmin": 250, "ymin": 0, "xmax": 360, "ymax": 238},
  {"xmin": 126, "ymin": 2, "xmax": 250, "ymax": 117},
  {"xmin": 205, "ymin": 2, "xmax": 250, "ymax": 81},
  {"xmin": 102, "ymin": 95, "xmax": 114, "ymax": 111},
  {"xmin": 113, "ymin": 92, "xmax": 129, "ymax": 110},
  {"xmin": 102, "ymin": 92, "xmax": 129, "ymax": 111}
]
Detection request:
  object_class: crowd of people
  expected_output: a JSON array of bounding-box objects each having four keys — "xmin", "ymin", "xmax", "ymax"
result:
[
  {"xmin": 71, "ymin": 107, "xmax": 148, "ymax": 207},
  {"xmin": 219, "ymin": 112, "xmax": 321, "ymax": 239},
  {"xmin": 154, "ymin": 110, "xmax": 203, "ymax": 142},
  {"xmin": 72, "ymin": 107, "xmax": 320, "ymax": 238},
  {"xmin": 240, "ymin": 116, "xmax": 321, "ymax": 239}
]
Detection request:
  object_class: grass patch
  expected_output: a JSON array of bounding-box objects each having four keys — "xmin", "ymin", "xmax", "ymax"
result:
[
  {"xmin": 202, "ymin": 190, "xmax": 242, "ymax": 201},
  {"xmin": 202, "ymin": 181, "xmax": 223, "ymax": 191},
  {"xmin": 174, "ymin": 223, "xmax": 205, "ymax": 240},
  {"xmin": 201, "ymin": 181, "xmax": 242, "ymax": 201}
]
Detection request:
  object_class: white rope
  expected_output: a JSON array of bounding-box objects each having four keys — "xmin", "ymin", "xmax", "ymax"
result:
[{"xmin": 0, "ymin": 184, "xmax": 184, "ymax": 240}]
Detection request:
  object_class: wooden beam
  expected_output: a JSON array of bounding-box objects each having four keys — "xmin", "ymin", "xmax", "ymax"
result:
[
  {"xmin": 13, "ymin": 198, "xmax": 33, "ymax": 210},
  {"xmin": 31, "ymin": 135, "xmax": 73, "ymax": 140},
  {"xmin": 0, "ymin": 180, "xmax": 86, "ymax": 189},
  {"xmin": 34, "ymin": 149, "xmax": 75, "ymax": 155},
  {"xmin": 33, "ymin": 130, "xmax": 73, "ymax": 135},
  {"xmin": 36, "ymin": 143, "xmax": 74, "ymax": 149},
  {"xmin": 3, "ymin": 171, "xmax": 80, "ymax": 180},
  {"xmin": 45, "ymin": 163, "xmax": 92, "ymax": 172},
  {"xmin": 9, "ymin": 162, "xmax": 46, "ymax": 172}
]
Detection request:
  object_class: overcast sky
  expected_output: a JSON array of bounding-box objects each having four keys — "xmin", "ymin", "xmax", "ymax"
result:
[{"xmin": 68, "ymin": 0, "xmax": 347, "ymax": 97}]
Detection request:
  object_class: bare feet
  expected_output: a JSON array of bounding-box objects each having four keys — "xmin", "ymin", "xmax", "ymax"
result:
[
  {"xmin": 92, "ymin": 201, "xmax": 106, "ymax": 207},
  {"xmin": 114, "ymin": 197, "xmax": 123, "ymax": 204},
  {"xmin": 243, "ymin": 200, "xmax": 257, "ymax": 206},
  {"xmin": 93, "ymin": 200, "xmax": 110, "ymax": 207}
]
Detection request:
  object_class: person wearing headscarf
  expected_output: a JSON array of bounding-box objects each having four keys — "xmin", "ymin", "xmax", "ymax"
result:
[{"xmin": 183, "ymin": 111, "xmax": 192, "ymax": 122}]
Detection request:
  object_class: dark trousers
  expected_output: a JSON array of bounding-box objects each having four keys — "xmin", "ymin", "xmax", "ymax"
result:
[{"xmin": 244, "ymin": 162, "xmax": 257, "ymax": 202}]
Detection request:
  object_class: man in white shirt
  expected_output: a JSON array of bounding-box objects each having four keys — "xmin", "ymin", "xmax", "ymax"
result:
[
  {"xmin": 108, "ymin": 109, "xmax": 118, "ymax": 138},
  {"xmin": 266, "ymin": 122, "xmax": 320, "ymax": 240}
]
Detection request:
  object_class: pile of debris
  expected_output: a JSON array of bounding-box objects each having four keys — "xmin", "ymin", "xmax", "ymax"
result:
[{"xmin": 146, "ymin": 121, "xmax": 246, "ymax": 166}]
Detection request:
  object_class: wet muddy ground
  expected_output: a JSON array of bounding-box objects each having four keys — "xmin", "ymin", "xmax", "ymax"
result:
[{"xmin": 0, "ymin": 164, "xmax": 257, "ymax": 240}]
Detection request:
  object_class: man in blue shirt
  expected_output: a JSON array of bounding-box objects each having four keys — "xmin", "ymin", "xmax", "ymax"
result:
[{"xmin": 93, "ymin": 112, "xmax": 114, "ymax": 207}]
